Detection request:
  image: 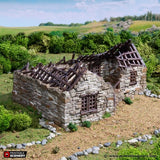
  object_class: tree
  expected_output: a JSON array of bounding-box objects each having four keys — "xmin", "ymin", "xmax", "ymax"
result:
[
  {"xmin": 119, "ymin": 30, "xmax": 133, "ymax": 43},
  {"xmin": 64, "ymin": 39, "xmax": 76, "ymax": 53},
  {"xmin": 137, "ymin": 42, "xmax": 158, "ymax": 78},
  {"xmin": 63, "ymin": 32, "xmax": 78, "ymax": 41},
  {"xmin": 49, "ymin": 36, "xmax": 64, "ymax": 53}
]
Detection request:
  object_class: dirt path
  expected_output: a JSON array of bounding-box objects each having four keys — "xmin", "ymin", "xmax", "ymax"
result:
[{"xmin": 0, "ymin": 95, "xmax": 160, "ymax": 160}]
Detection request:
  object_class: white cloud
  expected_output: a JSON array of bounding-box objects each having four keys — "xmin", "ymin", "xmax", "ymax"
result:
[{"xmin": 0, "ymin": 0, "xmax": 160, "ymax": 26}]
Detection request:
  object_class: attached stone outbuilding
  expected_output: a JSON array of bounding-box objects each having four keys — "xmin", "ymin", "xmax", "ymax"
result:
[{"xmin": 12, "ymin": 40, "xmax": 147, "ymax": 129}]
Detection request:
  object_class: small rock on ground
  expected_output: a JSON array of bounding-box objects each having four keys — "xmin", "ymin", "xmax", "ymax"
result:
[
  {"xmin": 104, "ymin": 142, "xmax": 111, "ymax": 147},
  {"xmin": 68, "ymin": 155, "xmax": 78, "ymax": 160},
  {"xmin": 41, "ymin": 139, "xmax": 47, "ymax": 145},
  {"xmin": 86, "ymin": 148, "xmax": 92, "ymax": 154},
  {"xmin": 36, "ymin": 141, "xmax": 41, "ymax": 144},
  {"xmin": 149, "ymin": 140, "xmax": 153, "ymax": 145},
  {"xmin": 60, "ymin": 157, "xmax": 67, "ymax": 160},
  {"xmin": 16, "ymin": 144, "xmax": 22, "ymax": 149}
]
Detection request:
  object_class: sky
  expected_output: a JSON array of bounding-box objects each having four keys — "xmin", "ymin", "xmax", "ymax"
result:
[{"xmin": 0, "ymin": 0, "xmax": 160, "ymax": 27}]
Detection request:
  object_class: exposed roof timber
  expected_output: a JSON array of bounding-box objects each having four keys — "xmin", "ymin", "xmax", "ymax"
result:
[
  {"xmin": 56, "ymin": 39, "xmax": 145, "ymax": 68},
  {"xmin": 20, "ymin": 62, "xmax": 86, "ymax": 91}
]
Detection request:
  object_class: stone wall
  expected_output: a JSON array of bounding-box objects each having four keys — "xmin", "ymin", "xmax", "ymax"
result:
[
  {"xmin": 13, "ymin": 71, "xmax": 66, "ymax": 127},
  {"xmin": 119, "ymin": 66, "xmax": 147, "ymax": 96},
  {"xmin": 63, "ymin": 70, "xmax": 115, "ymax": 128},
  {"xmin": 101, "ymin": 59, "xmax": 120, "ymax": 87},
  {"xmin": 100, "ymin": 60, "xmax": 147, "ymax": 104},
  {"xmin": 13, "ymin": 70, "xmax": 115, "ymax": 129},
  {"xmin": 12, "ymin": 63, "xmax": 146, "ymax": 129}
]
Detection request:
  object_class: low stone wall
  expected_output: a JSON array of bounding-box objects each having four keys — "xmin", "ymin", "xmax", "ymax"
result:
[{"xmin": 13, "ymin": 71, "xmax": 66, "ymax": 127}]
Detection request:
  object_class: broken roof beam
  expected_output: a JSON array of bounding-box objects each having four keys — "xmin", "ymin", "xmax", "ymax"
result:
[{"xmin": 130, "ymin": 43, "xmax": 145, "ymax": 66}]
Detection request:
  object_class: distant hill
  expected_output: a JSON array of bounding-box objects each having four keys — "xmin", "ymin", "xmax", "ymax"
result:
[
  {"xmin": 0, "ymin": 21, "xmax": 107, "ymax": 36},
  {"xmin": 38, "ymin": 21, "xmax": 92, "ymax": 27},
  {"xmin": 1, "ymin": 20, "xmax": 160, "ymax": 36}
]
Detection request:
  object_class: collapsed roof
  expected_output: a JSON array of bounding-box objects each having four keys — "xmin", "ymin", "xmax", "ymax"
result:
[
  {"xmin": 20, "ymin": 62, "xmax": 86, "ymax": 91},
  {"xmin": 56, "ymin": 39, "xmax": 145, "ymax": 68},
  {"xmin": 19, "ymin": 39, "xmax": 145, "ymax": 91}
]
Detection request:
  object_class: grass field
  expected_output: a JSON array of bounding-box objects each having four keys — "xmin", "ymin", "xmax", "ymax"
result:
[
  {"xmin": 37, "ymin": 53, "xmax": 78, "ymax": 64},
  {"xmin": 0, "ymin": 21, "xmax": 107, "ymax": 35},
  {"xmin": 0, "ymin": 53, "xmax": 160, "ymax": 159},
  {"xmin": 0, "ymin": 53, "xmax": 76, "ymax": 146},
  {"xmin": 129, "ymin": 20, "xmax": 160, "ymax": 32},
  {"xmin": 79, "ymin": 136, "xmax": 159, "ymax": 160}
]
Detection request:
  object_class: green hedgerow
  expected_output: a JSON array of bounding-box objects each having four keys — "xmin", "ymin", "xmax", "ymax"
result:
[
  {"xmin": 124, "ymin": 97, "xmax": 133, "ymax": 105},
  {"xmin": 0, "ymin": 105, "xmax": 13, "ymax": 132},
  {"xmin": 10, "ymin": 112, "xmax": 32, "ymax": 131},
  {"xmin": 68, "ymin": 122, "xmax": 78, "ymax": 132},
  {"xmin": 82, "ymin": 121, "xmax": 92, "ymax": 128}
]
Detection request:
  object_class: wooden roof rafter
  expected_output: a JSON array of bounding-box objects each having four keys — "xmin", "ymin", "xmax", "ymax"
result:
[
  {"xmin": 20, "ymin": 61, "xmax": 87, "ymax": 91},
  {"xmin": 56, "ymin": 39, "xmax": 145, "ymax": 69}
]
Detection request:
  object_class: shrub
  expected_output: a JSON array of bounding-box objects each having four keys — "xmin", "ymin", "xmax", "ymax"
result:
[
  {"xmin": 152, "ymin": 139, "xmax": 160, "ymax": 159},
  {"xmin": 0, "ymin": 56, "xmax": 11, "ymax": 73},
  {"xmin": 0, "ymin": 105, "xmax": 13, "ymax": 132},
  {"xmin": 10, "ymin": 113, "xmax": 32, "ymax": 131},
  {"xmin": 52, "ymin": 146, "xmax": 60, "ymax": 154},
  {"xmin": 118, "ymin": 147, "xmax": 150, "ymax": 160},
  {"xmin": 124, "ymin": 97, "xmax": 133, "ymax": 105},
  {"xmin": 68, "ymin": 122, "xmax": 78, "ymax": 132},
  {"xmin": 0, "ymin": 64, "xmax": 3, "ymax": 74},
  {"xmin": 147, "ymin": 84, "xmax": 160, "ymax": 95},
  {"xmin": 0, "ymin": 43, "xmax": 31, "ymax": 71},
  {"xmin": 82, "ymin": 121, "xmax": 91, "ymax": 128},
  {"xmin": 102, "ymin": 112, "xmax": 111, "ymax": 118}
]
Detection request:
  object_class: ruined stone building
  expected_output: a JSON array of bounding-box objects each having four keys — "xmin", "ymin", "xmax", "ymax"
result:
[{"xmin": 12, "ymin": 40, "xmax": 147, "ymax": 129}]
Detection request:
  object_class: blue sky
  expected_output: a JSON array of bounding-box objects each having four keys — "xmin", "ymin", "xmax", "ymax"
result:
[{"xmin": 0, "ymin": 0, "xmax": 160, "ymax": 27}]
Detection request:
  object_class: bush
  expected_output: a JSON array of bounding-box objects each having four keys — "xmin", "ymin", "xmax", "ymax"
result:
[
  {"xmin": 68, "ymin": 122, "xmax": 78, "ymax": 132},
  {"xmin": 0, "ymin": 105, "xmax": 13, "ymax": 132},
  {"xmin": 147, "ymin": 84, "xmax": 160, "ymax": 95},
  {"xmin": 0, "ymin": 56, "xmax": 11, "ymax": 73},
  {"xmin": 52, "ymin": 146, "xmax": 60, "ymax": 154},
  {"xmin": 102, "ymin": 112, "xmax": 111, "ymax": 118},
  {"xmin": 0, "ymin": 43, "xmax": 31, "ymax": 71},
  {"xmin": 118, "ymin": 147, "xmax": 150, "ymax": 160},
  {"xmin": 0, "ymin": 64, "xmax": 3, "ymax": 74},
  {"xmin": 152, "ymin": 139, "xmax": 160, "ymax": 159},
  {"xmin": 10, "ymin": 113, "xmax": 32, "ymax": 131},
  {"xmin": 82, "ymin": 121, "xmax": 91, "ymax": 128},
  {"xmin": 124, "ymin": 97, "xmax": 133, "ymax": 105}
]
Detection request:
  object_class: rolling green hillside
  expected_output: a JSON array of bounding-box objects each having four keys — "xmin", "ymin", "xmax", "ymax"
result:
[
  {"xmin": 129, "ymin": 20, "xmax": 160, "ymax": 32},
  {"xmin": 0, "ymin": 21, "xmax": 107, "ymax": 35},
  {"xmin": 1, "ymin": 21, "xmax": 160, "ymax": 35}
]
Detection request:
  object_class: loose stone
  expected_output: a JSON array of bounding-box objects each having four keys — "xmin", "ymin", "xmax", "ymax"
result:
[{"xmin": 104, "ymin": 142, "xmax": 111, "ymax": 147}]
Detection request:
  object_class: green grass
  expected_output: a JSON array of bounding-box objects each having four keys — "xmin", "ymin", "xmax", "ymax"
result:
[
  {"xmin": 147, "ymin": 77, "xmax": 160, "ymax": 95},
  {"xmin": 102, "ymin": 112, "xmax": 111, "ymax": 118},
  {"xmin": 0, "ymin": 128, "xmax": 50, "ymax": 145},
  {"xmin": 0, "ymin": 73, "xmax": 13, "ymax": 102},
  {"xmin": 129, "ymin": 20, "xmax": 160, "ymax": 32},
  {"xmin": 0, "ymin": 74, "xmax": 47, "ymax": 144},
  {"xmin": 0, "ymin": 53, "xmax": 75, "ymax": 145},
  {"xmin": 0, "ymin": 21, "xmax": 107, "ymax": 36},
  {"xmin": 36, "ymin": 53, "xmax": 78, "ymax": 64},
  {"xmin": 79, "ymin": 136, "xmax": 159, "ymax": 160}
]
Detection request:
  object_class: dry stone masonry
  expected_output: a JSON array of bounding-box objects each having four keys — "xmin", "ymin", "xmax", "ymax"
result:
[{"xmin": 12, "ymin": 39, "xmax": 147, "ymax": 129}]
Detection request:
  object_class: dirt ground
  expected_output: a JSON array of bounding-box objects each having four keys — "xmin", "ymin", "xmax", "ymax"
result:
[{"xmin": 0, "ymin": 95, "xmax": 160, "ymax": 160}]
